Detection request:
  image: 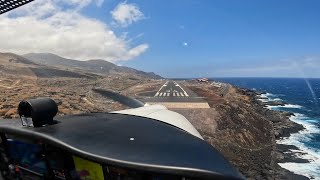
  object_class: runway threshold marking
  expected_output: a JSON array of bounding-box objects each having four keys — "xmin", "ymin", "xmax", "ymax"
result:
[
  {"xmin": 154, "ymin": 81, "xmax": 190, "ymax": 97},
  {"xmin": 154, "ymin": 81, "xmax": 169, "ymax": 97},
  {"xmin": 173, "ymin": 81, "xmax": 189, "ymax": 97}
]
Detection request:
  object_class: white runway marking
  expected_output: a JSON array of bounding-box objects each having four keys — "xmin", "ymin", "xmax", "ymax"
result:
[
  {"xmin": 173, "ymin": 81, "xmax": 189, "ymax": 97},
  {"xmin": 155, "ymin": 81, "xmax": 169, "ymax": 97},
  {"xmin": 155, "ymin": 81, "xmax": 190, "ymax": 98}
]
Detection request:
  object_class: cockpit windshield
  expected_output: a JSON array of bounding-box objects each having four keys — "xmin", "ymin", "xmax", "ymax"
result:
[{"xmin": 0, "ymin": 0, "xmax": 319, "ymax": 180}]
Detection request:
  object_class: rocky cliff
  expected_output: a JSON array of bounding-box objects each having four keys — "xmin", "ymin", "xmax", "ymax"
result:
[{"xmin": 180, "ymin": 83, "xmax": 308, "ymax": 180}]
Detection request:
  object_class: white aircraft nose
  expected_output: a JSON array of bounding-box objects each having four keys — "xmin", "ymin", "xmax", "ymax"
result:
[{"xmin": 112, "ymin": 105, "xmax": 203, "ymax": 140}]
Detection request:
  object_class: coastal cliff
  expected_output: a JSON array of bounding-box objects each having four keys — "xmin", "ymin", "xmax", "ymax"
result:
[{"xmin": 176, "ymin": 82, "xmax": 308, "ymax": 180}]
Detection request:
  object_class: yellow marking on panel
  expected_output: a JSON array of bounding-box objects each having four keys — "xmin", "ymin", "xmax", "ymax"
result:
[{"xmin": 73, "ymin": 156, "xmax": 104, "ymax": 180}]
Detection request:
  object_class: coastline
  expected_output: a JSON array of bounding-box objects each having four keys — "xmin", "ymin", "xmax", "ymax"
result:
[
  {"xmin": 252, "ymin": 90, "xmax": 312, "ymax": 179},
  {"xmin": 183, "ymin": 81, "xmax": 310, "ymax": 179},
  {"xmin": 161, "ymin": 80, "xmax": 317, "ymax": 179},
  {"xmin": 212, "ymin": 78, "xmax": 320, "ymax": 179}
]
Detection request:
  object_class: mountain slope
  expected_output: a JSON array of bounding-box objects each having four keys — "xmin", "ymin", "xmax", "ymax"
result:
[
  {"xmin": 0, "ymin": 53, "xmax": 37, "ymax": 65},
  {"xmin": 0, "ymin": 53, "xmax": 99, "ymax": 79},
  {"xmin": 23, "ymin": 53, "xmax": 162, "ymax": 79}
]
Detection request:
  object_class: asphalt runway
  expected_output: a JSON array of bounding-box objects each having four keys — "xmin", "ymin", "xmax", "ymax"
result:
[
  {"xmin": 143, "ymin": 81, "xmax": 206, "ymax": 103},
  {"xmin": 155, "ymin": 81, "xmax": 190, "ymax": 97}
]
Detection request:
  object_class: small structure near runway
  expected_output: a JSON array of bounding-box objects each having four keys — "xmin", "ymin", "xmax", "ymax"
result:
[{"xmin": 195, "ymin": 78, "xmax": 209, "ymax": 83}]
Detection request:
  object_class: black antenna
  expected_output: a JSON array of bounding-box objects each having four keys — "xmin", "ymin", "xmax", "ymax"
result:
[{"xmin": 0, "ymin": 0, "xmax": 35, "ymax": 15}]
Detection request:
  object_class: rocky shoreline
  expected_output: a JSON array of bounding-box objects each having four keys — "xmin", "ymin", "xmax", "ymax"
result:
[
  {"xmin": 178, "ymin": 81, "xmax": 310, "ymax": 179},
  {"xmin": 239, "ymin": 88, "xmax": 309, "ymax": 180}
]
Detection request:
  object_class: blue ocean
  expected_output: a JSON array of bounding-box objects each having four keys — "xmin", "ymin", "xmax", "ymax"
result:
[{"xmin": 213, "ymin": 78, "xmax": 320, "ymax": 179}]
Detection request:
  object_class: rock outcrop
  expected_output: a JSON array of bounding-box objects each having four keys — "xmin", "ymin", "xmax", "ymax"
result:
[{"xmin": 183, "ymin": 83, "xmax": 308, "ymax": 180}]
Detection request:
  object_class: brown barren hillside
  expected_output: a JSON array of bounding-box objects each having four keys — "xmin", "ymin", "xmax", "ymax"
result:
[{"xmin": 0, "ymin": 52, "xmax": 158, "ymax": 119}]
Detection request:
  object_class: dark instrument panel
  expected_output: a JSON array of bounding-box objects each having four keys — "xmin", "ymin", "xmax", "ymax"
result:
[
  {"xmin": 0, "ymin": 113, "xmax": 244, "ymax": 180},
  {"xmin": 0, "ymin": 137, "xmax": 193, "ymax": 180}
]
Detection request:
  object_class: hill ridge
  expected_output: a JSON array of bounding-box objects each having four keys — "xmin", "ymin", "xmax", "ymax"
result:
[{"xmin": 23, "ymin": 53, "xmax": 162, "ymax": 79}]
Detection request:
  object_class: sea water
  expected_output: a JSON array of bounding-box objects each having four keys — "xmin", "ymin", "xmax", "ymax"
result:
[{"xmin": 213, "ymin": 78, "xmax": 320, "ymax": 179}]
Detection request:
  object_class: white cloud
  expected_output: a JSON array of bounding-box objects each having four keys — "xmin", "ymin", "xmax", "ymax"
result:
[
  {"xmin": 111, "ymin": 1, "xmax": 145, "ymax": 27},
  {"xmin": 127, "ymin": 44, "xmax": 149, "ymax": 58},
  {"xmin": 183, "ymin": 42, "xmax": 188, "ymax": 46},
  {"xmin": 0, "ymin": 0, "xmax": 148, "ymax": 62}
]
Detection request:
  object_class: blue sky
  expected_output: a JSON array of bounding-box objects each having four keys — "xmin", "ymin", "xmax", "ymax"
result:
[{"xmin": 2, "ymin": 0, "xmax": 320, "ymax": 78}]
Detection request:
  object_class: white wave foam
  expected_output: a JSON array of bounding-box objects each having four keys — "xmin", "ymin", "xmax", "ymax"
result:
[
  {"xmin": 282, "ymin": 104, "xmax": 303, "ymax": 109},
  {"xmin": 277, "ymin": 113, "xmax": 320, "ymax": 179},
  {"xmin": 258, "ymin": 92, "xmax": 276, "ymax": 99},
  {"xmin": 259, "ymin": 94, "xmax": 268, "ymax": 99},
  {"xmin": 272, "ymin": 98, "xmax": 283, "ymax": 101},
  {"xmin": 257, "ymin": 98, "xmax": 269, "ymax": 103},
  {"xmin": 266, "ymin": 92, "xmax": 276, "ymax": 97},
  {"xmin": 266, "ymin": 104, "xmax": 303, "ymax": 110},
  {"xmin": 266, "ymin": 105, "xmax": 277, "ymax": 110},
  {"xmin": 258, "ymin": 93, "xmax": 284, "ymax": 104},
  {"xmin": 258, "ymin": 93, "xmax": 320, "ymax": 177},
  {"xmin": 278, "ymin": 163, "xmax": 320, "ymax": 179},
  {"xmin": 257, "ymin": 93, "xmax": 271, "ymax": 103}
]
